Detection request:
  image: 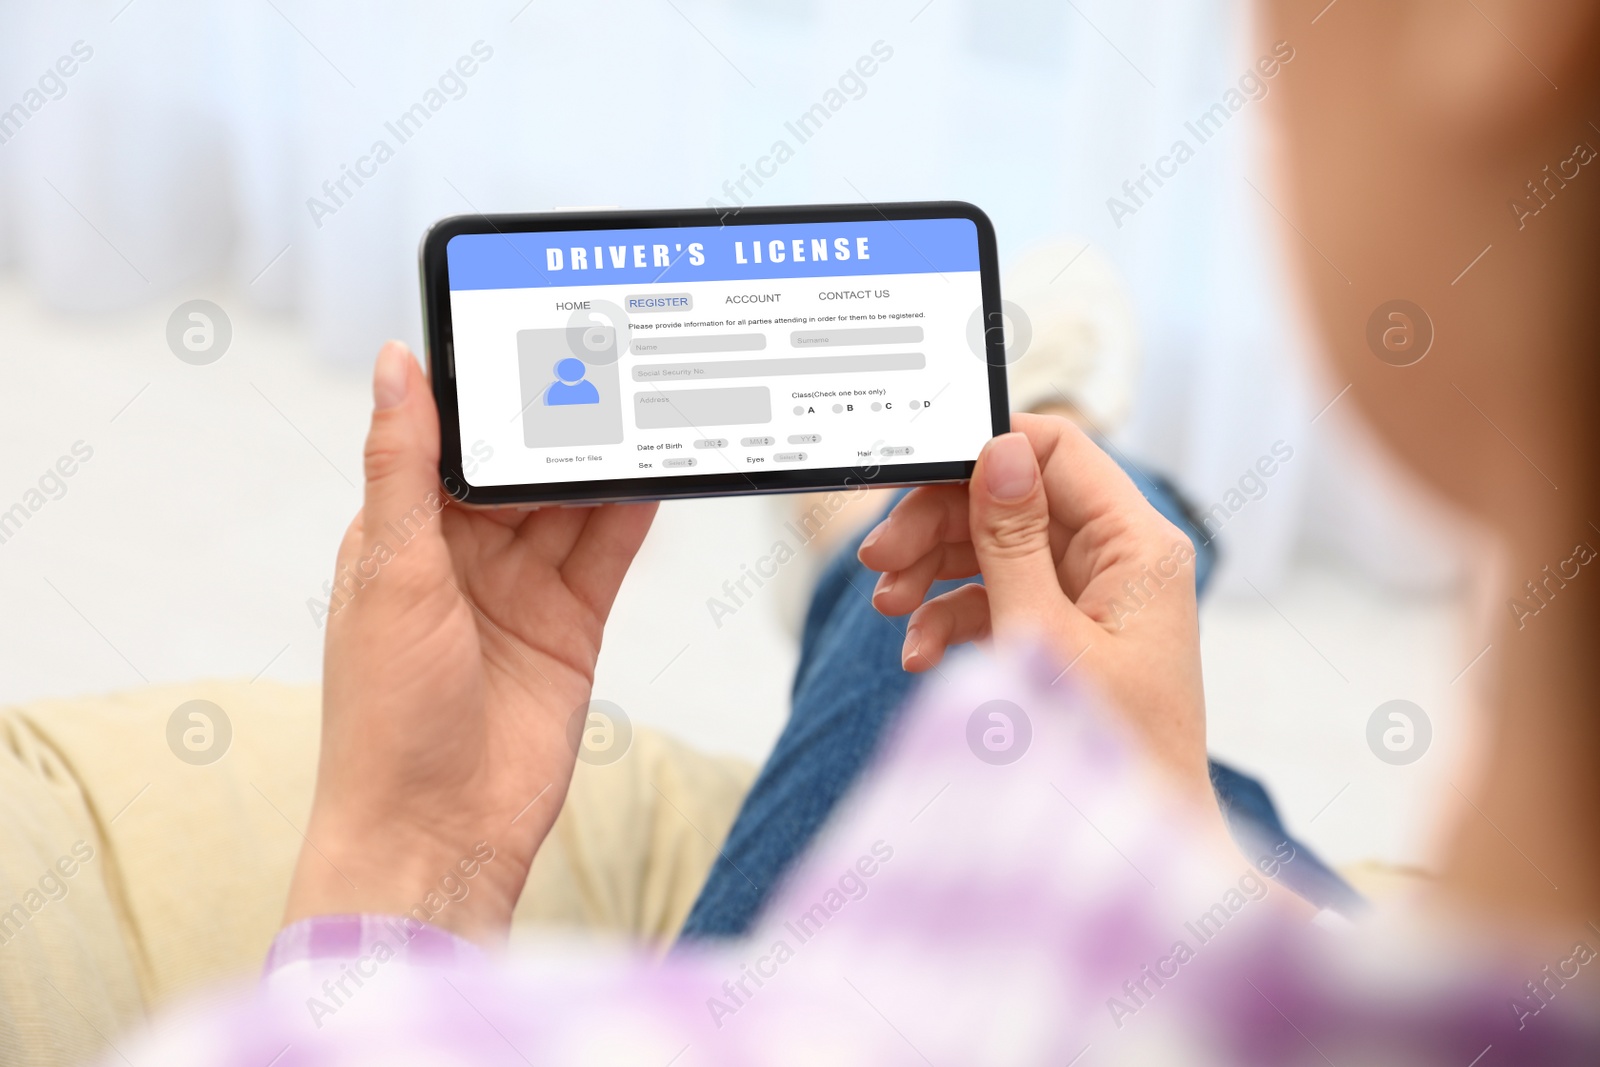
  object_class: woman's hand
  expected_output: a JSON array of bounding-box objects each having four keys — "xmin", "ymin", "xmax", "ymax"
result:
[
  {"xmin": 283, "ymin": 342, "xmax": 656, "ymax": 942},
  {"xmin": 857, "ymin": 413, "xmax": 1212, "ymax": 807}
]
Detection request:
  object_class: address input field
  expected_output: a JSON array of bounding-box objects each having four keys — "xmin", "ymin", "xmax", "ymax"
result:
[
  {"xmin": 632, "ymin": 352, "xmax": 925, "ymax": 382},
  {"xmin": 789, "ymin": 326, "xmax": 924, "ymax": 348},
  {"xmin": 634, "ymin": 386, "xmax": 771, "ymax": 429},
  {"xmin": 630, "ymin": 333, "xmax": 767, "ymax": 355}
]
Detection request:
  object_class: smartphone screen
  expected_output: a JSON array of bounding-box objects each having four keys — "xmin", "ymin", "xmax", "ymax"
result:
[{"xmin": 422, "ymin": 202, "xmax": 1008, "ymax": 505}]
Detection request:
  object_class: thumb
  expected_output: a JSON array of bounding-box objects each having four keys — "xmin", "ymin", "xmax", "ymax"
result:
[
  {"xmin": 968, "ymin": 432, "xmax": 1071, "ymax": 638},
  {"xmin": 361, "ymin": 341, "xmax": 442, "ymax": 552}
]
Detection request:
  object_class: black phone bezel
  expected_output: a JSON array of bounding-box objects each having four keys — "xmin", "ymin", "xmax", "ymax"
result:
[{"xmin": 418, "ymin": 200, "xmax": 1010, "ymax": 506}]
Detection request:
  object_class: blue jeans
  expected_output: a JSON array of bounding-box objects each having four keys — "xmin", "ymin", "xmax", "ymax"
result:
[{"xmin": 679, "ymin": 465, "xmax": 1362, "ymax": 941}]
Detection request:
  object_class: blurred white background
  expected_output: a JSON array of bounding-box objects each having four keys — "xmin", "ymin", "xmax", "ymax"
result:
[{"xmin": 0, "ymin": 0, "xmax": 1485, "ymax": 873}]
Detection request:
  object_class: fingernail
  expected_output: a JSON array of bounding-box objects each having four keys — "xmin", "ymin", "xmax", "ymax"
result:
[
  {"xmin": 983, "ymin": 432, "xmax": 1037, "ymax": 502},
  {"xmin": 859, "ymin": 519, "xmax": 888, "ymax": 552},
  {"xmin": 901, "ymin": 626, "xmax": 922, "ymax": 669},
  {"xmin": 373, "ymin": 342, "xmax": 410, "ymax": 410},
  {"xmin": 874, "ymin": 571, "xmax": 897, "ymax": 599}
]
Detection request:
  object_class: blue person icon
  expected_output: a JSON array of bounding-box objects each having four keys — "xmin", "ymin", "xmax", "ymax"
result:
[{"xmin": 544, "ymin": 357, "xmax": 600, "ymax": 406}]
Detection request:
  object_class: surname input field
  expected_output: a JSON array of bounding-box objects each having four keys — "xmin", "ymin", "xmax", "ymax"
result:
[
  {"xmin": 789, "ymin": 326, "xmax": 924, "ymax": 347},
  {"xmin": 632, "ymin": 352, "xmax": 925, "ymax": 381}
]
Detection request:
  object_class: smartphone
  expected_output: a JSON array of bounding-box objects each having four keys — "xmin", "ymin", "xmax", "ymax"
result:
[{"xmin": 419, "ymin": 201, "xmax": 1010, "ymax": 506}]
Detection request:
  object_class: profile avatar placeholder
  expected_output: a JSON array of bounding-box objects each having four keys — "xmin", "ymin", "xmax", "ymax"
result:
[
  {"xmin": 544, "ymin": 357, "xmax": 600, "ymax": 406},
  {"xmin": 517, "ymin": 327, "xmax": 623, "ymax": 447}
]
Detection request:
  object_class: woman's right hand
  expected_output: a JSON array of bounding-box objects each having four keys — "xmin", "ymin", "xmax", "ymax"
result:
[{"xmin": 857, "ymin": 413, "xmax": 1214, "ymax": 809}]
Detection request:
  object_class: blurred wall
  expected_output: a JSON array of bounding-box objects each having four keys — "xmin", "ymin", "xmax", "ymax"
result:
[{"xmin": 0, "ymin": 0, "xmax": 1458, "ymax": 595}]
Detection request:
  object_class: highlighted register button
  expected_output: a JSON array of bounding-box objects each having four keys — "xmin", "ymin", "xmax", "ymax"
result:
[{"xmin": 626, "ymin": 292, "xmax": 693, "ymax": 312}]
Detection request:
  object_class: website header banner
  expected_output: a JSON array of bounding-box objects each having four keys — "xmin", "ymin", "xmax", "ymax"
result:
[{"xmin": 446, "ymin": 217, "xmax": 979, "ymax": 290}]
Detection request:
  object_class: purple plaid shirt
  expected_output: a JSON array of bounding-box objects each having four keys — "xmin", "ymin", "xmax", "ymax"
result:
[{"xmin": 117, "ymin": 648, "xmax": 1598, "ymax": 1065}]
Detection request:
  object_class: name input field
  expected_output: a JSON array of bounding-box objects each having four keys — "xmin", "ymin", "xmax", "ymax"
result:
[
  {"xmin": 632, "ymin": 352, "xmax": 925, "ymax": 382},
  {"xmin": 630, "ymin": 333, "xmax": 767, "ymax": 355}
]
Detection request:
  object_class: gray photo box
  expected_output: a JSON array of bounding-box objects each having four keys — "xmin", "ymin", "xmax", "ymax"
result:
[{"xmin": 517, "ymin": 326, "xmax": 624, "ymax": 448}]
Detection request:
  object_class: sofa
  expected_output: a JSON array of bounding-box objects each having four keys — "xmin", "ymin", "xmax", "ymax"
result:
[{"xmin": 0, "ymin": 680, "xmax": 754, "ymax": 1066}]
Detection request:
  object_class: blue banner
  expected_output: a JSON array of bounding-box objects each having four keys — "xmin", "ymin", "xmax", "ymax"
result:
[{"xmin": 446, "ymin": 217, "xmax": 979, "ymax": 290}]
